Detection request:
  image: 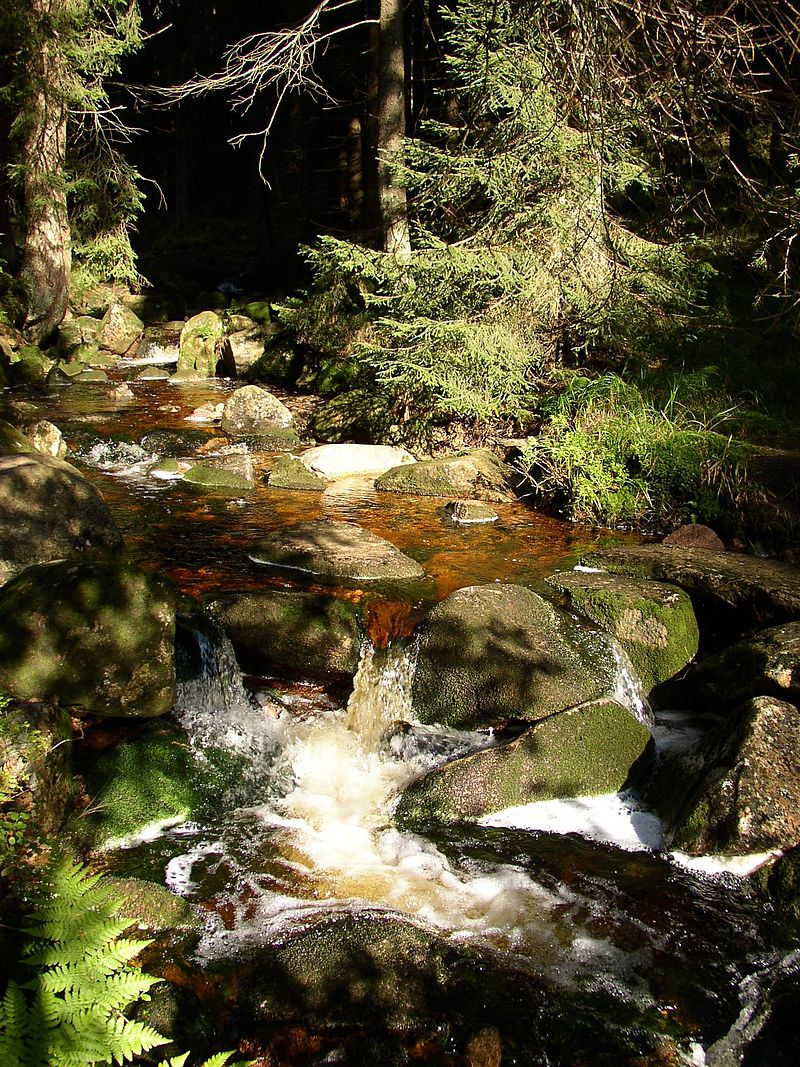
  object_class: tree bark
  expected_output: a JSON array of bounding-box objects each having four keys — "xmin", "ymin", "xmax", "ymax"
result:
[
  {"xmin": 376, "ymin": 0, "xmax": 411, "ymax": 257},
  {"xmin": 20, "ymin": 0, "xmax": 71, "ymax": 344}
]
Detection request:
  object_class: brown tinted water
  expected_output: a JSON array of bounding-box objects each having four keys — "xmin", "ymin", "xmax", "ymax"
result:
[{"xmin": 37, "ymin": 374, "xmax": 637, "ymax": 605}]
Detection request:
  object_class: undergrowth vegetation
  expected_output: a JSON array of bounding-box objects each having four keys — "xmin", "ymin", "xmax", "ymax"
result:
[{"xmin": 516, "ymin": 372, "xmax": 757, "ymax": 530}]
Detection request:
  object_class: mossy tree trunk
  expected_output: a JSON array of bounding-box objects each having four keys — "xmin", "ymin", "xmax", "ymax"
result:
[{"xmin": 20, "ymin": 0, "xmax": 71, "ymax": 344}]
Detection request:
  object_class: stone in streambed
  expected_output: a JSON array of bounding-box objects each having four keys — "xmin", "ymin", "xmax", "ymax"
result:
[
  {"xmin": 395, "ymin": 699, "xmax": 651, "ymax": 827},
  {"xmin": 249, "ymin": 519, "xmax": 424, "ymax": 584},
  {"xmin": 98, "ymin": 302, "xmax": 143, "ymax": 355},
  {"xmin": 298, "ymin": 443, "xmax": 416, "ymax": 481},
  {"xmin": 442, "ymin": 499, "xmax": 499, "ymax": 525},
  {"xmin": 411, "ymin": 584, "xmax": 625, "ymax": 731},
  {"xmin": 668, "ymin": 695, "xmax": 800, "ymax": 855},
  {"xmin": 208, "ymin": 588, "xmax": 363, "ymax": 677},
  {"xmin": 0, "ymin": 560, "xmax": 179, "ymax": 718},
  {"xmin": 546, "ymin": 569, "xmax": 699, "ymax": 692},
  {"xmin": 582, "ymin": 543, "xmax": 800, "ymax": 637},
  {"xmin": 0, "ymin": 452, "xmax": 122, "ymax": 579},
  {"xmin": 220, "ymin": 384, "xmax": 299, "ymax": 446},
  {"xmin": 266, "ymin": 454, "xmax": 326, "ymax": 491},
  {"xmin": 175, "ymin": 311, "xmax": 225, "ymax": 378},
  {"xmin": 659, "ymin": 620, "xmax": 800, "ymax": 712},
  {"xmin": 376, "ymin": 449, "xmax": 516, "ymax": 503}
]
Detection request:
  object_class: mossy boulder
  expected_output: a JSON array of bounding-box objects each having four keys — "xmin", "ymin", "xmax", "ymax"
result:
[
  {"xmin": 7, "ymin": 346, "xmax": 53, "ymax": 385},
  {"xmin": 208, "ymin": 588, "xmax": 363, "ymax": 677},
  {"xmin": 98, "ymin": 303, "xmax": 143, "ymax": 355},
  {"xmin": 176, "ymin": 311, "xmax": 225, "ymax": 378},
  {"xmin": 0, "ymin": 561, "xmax": 179, "ymax": 718},
  {"xmin": 249, "ymin": 519, "xmax": 425, "ymax": 585},
  {"xmin": 266, "ymin": 454, "xmax": 326, "ymax": 491},
  {"xmin": 669, "ymin": 695, "xmax": 800, "ymax": 855},
  {"xmin": 411, "ymin": 584, "xmax": 623, "ymax": 731},
  {"xmin": 183, "ymin": 452, "xmax": 255, "ymax": 492},
  {"xmin": 0, "ymin": 452, "xmax": 122, "ymax": 579},
  {"xmin": 546, "ymin": 570, "xmax": 699, "ymax": 692},
  {"xmin": 219, "ymin": 328, "xmax": 267, "ymax": 377},
  {"xmin": 661, "ymin": 621, "xmax": 800, "ymax": 712},
  {"xmin": 307, "ymin": 388, "xmax": 395, "ymax": 443},
  {"xmin": 582, "ymin": 544, "xmax": 800, "ymax": 640},
  {"xmin": 376, "ymin": 450, "xmax": 516, "ymax": 503},
  {"xmin": 58, "ymin": 315, "xmax": 101, "ymax": 358},
  {"xmin": 243, "ymin": 300, "xmax": 272, "ymax": 323},
  {"xmin": 77, "ymin": 721, "xmax": 205, "ymax": 844},
  {"xmin": 395, "ymin": 699, "xmax": 651, "ymax": 827}
]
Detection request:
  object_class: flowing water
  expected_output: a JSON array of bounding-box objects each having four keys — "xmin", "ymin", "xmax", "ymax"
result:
[{"xmin": 7, "ymin": 370, "xmax": 798, "ymax": 1063}]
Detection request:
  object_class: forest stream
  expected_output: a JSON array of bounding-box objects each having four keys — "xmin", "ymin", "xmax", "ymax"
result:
[{"xmin": 3, "ymin": 361, "xmax": 799, "ymax": 1067}]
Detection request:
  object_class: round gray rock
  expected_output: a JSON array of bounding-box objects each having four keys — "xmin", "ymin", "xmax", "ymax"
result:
[
  {"xmin": 249, "ymin": 519, "xmax": 425, "ymax": 583},
  {"xmin": 0, "ymin": 560, "xmax": 179, "ymax": 717},
  {"xmin": 221, "ymin": 385, "xmax": 295, "ymax": 436},
  {"xmin": 0, "ymin": 453, "xmax": 122, "ymax": 579}
]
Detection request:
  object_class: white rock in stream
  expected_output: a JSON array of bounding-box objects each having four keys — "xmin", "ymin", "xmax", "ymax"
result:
[{"xmin": 298, "ymin": 443, "xmax": 416, "ymax": 481}]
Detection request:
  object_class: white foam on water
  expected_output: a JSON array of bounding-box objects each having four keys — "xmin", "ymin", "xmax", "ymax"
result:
[
  {"xmin": 481, "ymin": 791, "xmax": 665, "ymax": 852},
  {"xmin": 670, "ymin": 849, "xmax": 782, "ymax": 878}
]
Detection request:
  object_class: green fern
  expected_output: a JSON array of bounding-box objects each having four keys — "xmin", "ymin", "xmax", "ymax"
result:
[{"xmin": 0, "ymin": 857, "xmax": 166, "ymax": 1067}]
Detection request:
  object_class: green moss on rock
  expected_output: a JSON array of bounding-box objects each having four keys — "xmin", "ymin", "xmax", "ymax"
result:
[
  {"xmin": 267, "ymin": 454, "xmax": 326, "ymax": 491},
  {"xmin": 78, "ymin": 722, "xmax": 205, "ymax": 845},
  {"xmin": 395, "ymin": 700, "xmax": 651, "ymax": 827},
  {"xmin": 547, "ymin": 570, "xmax": 699, "ymax": 691}
]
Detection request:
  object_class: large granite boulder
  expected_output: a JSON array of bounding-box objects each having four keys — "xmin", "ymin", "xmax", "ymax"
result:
[
  {"xmin": 176, "ymin": 311, "xmax": 225, "ymax": 378},
  {"xmin": 266, "ymin": 454, "xmax": 326, "ymax": 491},
  {"xmin": 411, "ymin": 584, "xmax": 625, "ymax": 731},
  {"xmin": 376, "ymin": 449, "xmax": 516, "ymax": 503},
  {"xmin": 659, "ymin": 620, "xmax": 800, "ymax": 716},
  {"xmin": 547, "ymin": 570, "xmax": 699, "ymax": 692},
  {"xmin": 395, "ymin": 699, "xmax": 651, "ymax": 827},
  {"xmin": 0, "ymin": 452, "xmax": 122, "ymax": 580},
  {"xmin": 249, "ymin": 520, "xmax": 425, "ymax": 584},
  {"xmin": 0, "ymin": 561, "xmax": 180, "ymax": 717},
  {"xmin": 668, "ymin": 695, "xmax": 800, "ymax": 855},
  {"xmin": 220, "ymin": 385, "xmax": 297, "ymax": 444},
  {"xmin": 98, "ymin": 303, "xmax": 143, "ymax": 355},
  {"xmin": 582, "ymin": 544, "xmax": 800, "ymax": 639},
  {"xmin": 208, "ymin": 588, "xmax": 363, "ymax": 677},
  {"xmin": 297, "ymin": 443, "xmax": 416, "ymax": 481}
]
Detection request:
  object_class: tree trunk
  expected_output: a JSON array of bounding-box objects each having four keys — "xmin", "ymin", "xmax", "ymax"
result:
[
  {"xmin": 376, "ymin": 0, "xmax": 411, "ymax": 257},
  {"xmin": 20, "ymin": 0, "xmax": 70, "ymax": 344}
]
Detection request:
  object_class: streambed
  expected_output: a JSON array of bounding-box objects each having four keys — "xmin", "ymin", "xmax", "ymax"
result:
[{"xmin": 12, "ymin": 371, "xmax": 799, "ymax": 1064}]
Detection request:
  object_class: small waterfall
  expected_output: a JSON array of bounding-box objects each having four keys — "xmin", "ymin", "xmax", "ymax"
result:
[
  {"xmin": 174, "ymin": 615, "xmax": 283, "ymax": 802},
  {"xmin": 345, "ymin": 638, "xmax": 418, "ymax": 751}
]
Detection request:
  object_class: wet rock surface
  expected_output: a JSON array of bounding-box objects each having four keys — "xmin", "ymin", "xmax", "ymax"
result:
[
  {"xmin": 395, "ymin": 699, "xmax": 651, "ymax": 826},
  {"xmin": 209, "ymin": 587, "xmax": 364, "ymax": 677},
  {"xmin": 376, "ymin": 449, "xmax": 516, "ymax": 502},
  {"xmin": 250, "ymin": 519, "xmax": 425, "ymax": 583}
]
